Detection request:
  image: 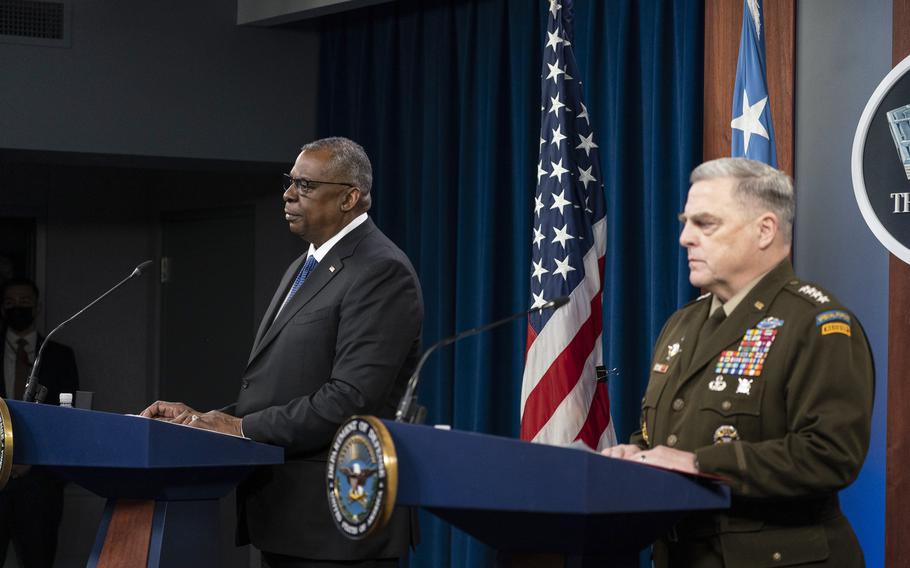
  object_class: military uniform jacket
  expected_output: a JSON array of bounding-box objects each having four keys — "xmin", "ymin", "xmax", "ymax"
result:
[{"xmin": 631, "ymin": 260, "xmax": 874, "ymax": 567}]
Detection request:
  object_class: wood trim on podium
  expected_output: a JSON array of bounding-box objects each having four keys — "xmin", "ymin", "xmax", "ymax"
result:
[
  {"xmin": 888, "ymin": 2, "xmax": 910, "ymax": 565},
  {"xmin": 97, "ymin": 500, "xmax": 155, "ymax": 568},
  {"xmin": 703, "ymin": 0, "xmax": 795, "ymax": 175}
]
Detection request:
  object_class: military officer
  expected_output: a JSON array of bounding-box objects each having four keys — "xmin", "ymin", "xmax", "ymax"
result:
[{"xmin": 603, "ymin": 158, "xmax": 874, "ymax": 567}]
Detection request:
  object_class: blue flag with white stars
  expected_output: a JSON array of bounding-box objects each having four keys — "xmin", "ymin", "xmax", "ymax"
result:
[{"xmin": 731, "ymin": 0, "xmax": 777, "ymax": 166}]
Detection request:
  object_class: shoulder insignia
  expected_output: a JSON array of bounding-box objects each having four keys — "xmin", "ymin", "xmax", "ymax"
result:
[
  {"xmin": 797, "ymin": 284, "xmax": 830, "ymax": 304},
  {"xmin": 820, "ymin": 322, "xmax": 851, "ymax": 337},
  {"xmin": 817, "ymin": 309, "xmax": 852, "ymax": 337},
  {"xmin": 816, "ymin": 310, "xmax": 851, "ymax": 326},
  {"xmin": 785, "ymin": 279, "xmax": 836, "ymax": 306}
]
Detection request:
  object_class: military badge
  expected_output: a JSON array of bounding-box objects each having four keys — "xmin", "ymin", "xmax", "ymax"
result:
[
  {"xmin": 736, "ymin": 377, "xmax": 754, "ymax": 395},
  {"xmin": 756, "ymin": 316, "xmax": 784, "ymax": 330},
  {"xmin": 816, "ymin": 311, "xmax": 852, "ymax": 336},
  {"xmin": 816, "ymin": 310, "xmax": 851, "ymax": 326},
  {"xmin": 714, "ymin": 326, "xmax": 780, "ymax": 377},
  {"xmin": 821, "ymin": 322, "xmax": 852, "ymax": 337},
  {"xmin": 709, "ymin": 375, "xmax": 727, "ymax": 392},
  {"xmin": 666, "ymin": 342, "xmax": 682, "ymax": 360},
  {"xmin": 798, "ymin": 285, "xmax": 830, "ymax": 304},
  {"xmin": 327, "ymin": 416, "xmax": 398, "ymax": 540},
  {"xmin": 713, "ymin": 425, "xmax": 740, "ymax": 444},
  {"xmin": 0, "ymin": 398, "xmax": 12, "ymax": 490},
  {"xmin": 641, "ymin": 419, "xmax": 650, "ymax": 445},
  {"xmin": 652, "ymin": 363, "xmax": 669, "ymax": 373}
]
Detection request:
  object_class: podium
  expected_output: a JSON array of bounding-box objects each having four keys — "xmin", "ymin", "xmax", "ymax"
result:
[
  {"xmin": 3, "ymin": 400, "xmax": 283, "ymax": 568},
  {"xmin": 381, "ymin": 420, "xmax": 730, "ymax": 567}
]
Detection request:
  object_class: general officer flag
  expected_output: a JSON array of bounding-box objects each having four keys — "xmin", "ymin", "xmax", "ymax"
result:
[
  {"xmin": 731, "ymin": 0, "xmax": 777, "ymax": 166},
  {"xmin": 520, "ymin": 0, "xmax": 616, "ymax": 451}
]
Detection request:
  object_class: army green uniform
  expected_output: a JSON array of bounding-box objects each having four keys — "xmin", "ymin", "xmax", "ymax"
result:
[{"xmin": 631, "ymin": 261, "xmax": 874, "ymax": 567}]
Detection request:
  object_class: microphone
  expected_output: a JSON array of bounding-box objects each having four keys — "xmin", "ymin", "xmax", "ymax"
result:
[
  {"xmin": 24, "ymin": 260, "xmax": 154, "ymax": 403},
  {"xmin": 394, "ymin": 295, "xmax": 570, "ymax": 423}
]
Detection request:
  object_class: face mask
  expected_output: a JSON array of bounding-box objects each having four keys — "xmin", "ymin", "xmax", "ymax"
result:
[{"xmin": 3, "ymin": 307, "xmax": 35, "ymax": 332}]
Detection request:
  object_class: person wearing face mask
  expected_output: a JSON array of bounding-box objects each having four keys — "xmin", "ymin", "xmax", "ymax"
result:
[{"xmin": 1, "ymin": 277, "xmax": 79, "ymax": 568}]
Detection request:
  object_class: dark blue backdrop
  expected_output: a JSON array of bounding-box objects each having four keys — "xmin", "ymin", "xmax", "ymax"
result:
[{"xmin": 317, "ymin": 1, "xmax": 703, "ymax": 565}]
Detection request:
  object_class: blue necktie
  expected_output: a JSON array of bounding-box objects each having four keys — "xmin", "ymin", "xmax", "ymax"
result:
[{"xmin": 287, "ymin": 255, "xmax": 318, "ymax": 302}]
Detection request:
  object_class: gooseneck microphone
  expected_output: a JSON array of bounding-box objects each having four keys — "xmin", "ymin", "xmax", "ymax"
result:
[
  {"xmin": 24, "ymin": 260, "xmax": 153, "ymax": 403},
  {"xmin": 394, "ymin": 295, "xmax": 570, "ymax": 423}
]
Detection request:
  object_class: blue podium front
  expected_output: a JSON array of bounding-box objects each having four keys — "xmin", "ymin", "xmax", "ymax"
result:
[
  {"xmin": 4, "ymin": 400, "xmax": 283, "ymax": 567},
  {"xmin": 382, "ymin": 420, "xmax": 730, "ymax": 566}
]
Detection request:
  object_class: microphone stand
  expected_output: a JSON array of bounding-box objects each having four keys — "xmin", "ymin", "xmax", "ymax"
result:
[
  {"xmin": 394, "ymin": 296, "xmax": 570, "ymax": 423},
  {"xmin": 24, "ymin": 260, "xmax": 153, "ymax": 403}
]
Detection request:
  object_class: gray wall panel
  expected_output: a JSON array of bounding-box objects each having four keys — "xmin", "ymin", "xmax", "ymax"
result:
[
  {"xmin": 0, "ymin": 0, "xmax": 318, "ymax": 162},
  {"xmin": 795, "ymin": 1, "xmax": 890, "ymax": 565}
]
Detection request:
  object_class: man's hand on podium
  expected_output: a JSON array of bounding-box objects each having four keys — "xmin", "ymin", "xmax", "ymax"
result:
[
  {"xmin": 601, "ymin": 444, "xmax": 699, "ymax": 474},
  {"xmin": 140, "ymin": 400, "xmax": 243, "ymax": 437}
]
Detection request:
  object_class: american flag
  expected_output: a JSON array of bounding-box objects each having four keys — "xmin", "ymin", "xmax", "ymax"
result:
[{"xmin": 519, "ymin": 0, "xmax": 616, "ymax": 451}]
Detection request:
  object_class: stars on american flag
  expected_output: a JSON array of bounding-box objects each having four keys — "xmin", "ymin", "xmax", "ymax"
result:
[
  {"xmin": 552, "ymin": 224, "xmax": 574, "ymax": 249},
  {"xmin": 548, "ymin": 158, "xmax": 568, "ymax": 181},
  {"xmin": 548, "ymin": 94, "xmax": 566, "ymax": 115},
  {"xmin": 550, "ymin": 125, "xmax": 567, "ymax": 149},
  {"xmin": 550, "ymin": 190, "xmax": 571, "ymax": 215},
  {"xmin": 545, "ymin": 29, "xmax": 563, "ymax": 52},
  {"xmin": 528, "ymin": 0, "xmax": 605, "ymax": 326},
  {"xmin": 576, "ymin": 132, "xmax": 598, "ymax": 156},
  {"xmin": 546, "ymin": 61, "xmax": 565, "ymax": 84}
]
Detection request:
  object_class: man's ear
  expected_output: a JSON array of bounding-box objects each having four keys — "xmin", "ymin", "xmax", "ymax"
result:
[
  {"xmin": 756, "ymin": 212, "xmax": 779, "ymax": 250},
  {"xmin": 340, "ymin": 187, "xmax": 362, "ymax": 212}
]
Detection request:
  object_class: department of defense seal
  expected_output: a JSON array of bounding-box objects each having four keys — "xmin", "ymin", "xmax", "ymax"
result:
[
  {"xmin": 0, "ymin": 398, "xmax": 13, "ymax": 490},
  {"xmin": 327, "ymin": 416, "xmax": 398, "ymax": 540}
]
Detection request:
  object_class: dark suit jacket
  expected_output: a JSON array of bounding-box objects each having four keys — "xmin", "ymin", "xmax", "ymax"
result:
[
  {"xmin": 225, "ymin": 218, "xmax": 423, "ymax": 560},
  {"xmin": 0, "ymin": 332, "xmax": 79, "ymax": 405}
]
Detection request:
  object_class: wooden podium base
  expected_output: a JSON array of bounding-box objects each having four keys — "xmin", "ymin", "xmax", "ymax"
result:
[{"xmin": 87, "ymin": 498, "xmax": 220, "ymax": 568}]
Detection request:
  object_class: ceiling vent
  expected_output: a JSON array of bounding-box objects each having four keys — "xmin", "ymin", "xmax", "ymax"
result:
[{"xmin": 0, "ymin": 0, "xmax": 70, "ymax": 47}]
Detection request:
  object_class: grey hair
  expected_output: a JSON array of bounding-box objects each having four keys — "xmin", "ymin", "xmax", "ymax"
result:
[
  {"xmin": 690, "ymin": 157, "xmax": 794, "ymax": 243},
  {"xmin": 301, "ymin": 137, "xmax": 373, "ymax": 210}
]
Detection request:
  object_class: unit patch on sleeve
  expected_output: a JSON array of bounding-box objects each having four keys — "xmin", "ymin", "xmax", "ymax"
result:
[
  {"xmin": 816, "ymin": 310, "xmax": 852, "ymax": 336},
  {"xmin": 821, "ymin": 322, "xmax": 852, "ymax": 337},
  {"xmin": 816, "ymin": 310, "xmax": 851, "ymax": 326}
]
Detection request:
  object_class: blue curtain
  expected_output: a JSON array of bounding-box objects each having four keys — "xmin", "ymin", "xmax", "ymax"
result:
[{"xmin": 317, "ymin": 1, "xmax": 702, "ymax": 566}]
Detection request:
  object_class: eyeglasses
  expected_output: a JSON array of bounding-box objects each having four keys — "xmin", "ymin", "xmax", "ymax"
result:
[{"xmin": 283, "ymin": 173, "xmax": 356, "ymax": 196}]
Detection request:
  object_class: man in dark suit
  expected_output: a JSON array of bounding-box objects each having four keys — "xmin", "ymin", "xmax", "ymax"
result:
[
  {"xmin": 142, "ymin": 137, "xmax": 424, "ymax": 567},
  {"xmin": 1, "ymin": 277, "xmax": 80, "ymax": 568}
]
